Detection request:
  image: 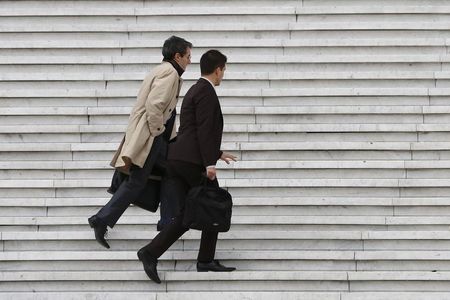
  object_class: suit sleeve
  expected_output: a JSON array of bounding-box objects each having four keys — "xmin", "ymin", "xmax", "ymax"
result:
[
  {"xmin": 145, "ymin": 71, "xmax": 178, "ymax": 136},
  {"xmin": 195, "ymin": 92, "xmax": 223, "ymax": 167}
]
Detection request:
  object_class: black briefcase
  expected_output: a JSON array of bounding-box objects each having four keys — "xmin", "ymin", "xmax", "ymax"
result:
[
  {"xmin": 182, "ymin": 179, "xmax": 233, "ymax": 232},
  {"xmin": 107, "ymin": 169, "xmax": 161, "ymax": 213}
]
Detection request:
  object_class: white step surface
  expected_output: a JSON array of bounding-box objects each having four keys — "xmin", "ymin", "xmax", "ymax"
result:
[{"xmin": 1, "ymin": 0, "xmax": 450, "ymax": 297}]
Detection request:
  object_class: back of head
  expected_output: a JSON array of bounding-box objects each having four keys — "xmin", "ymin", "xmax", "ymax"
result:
[
  {"xmin": 200, "ymin": 50, "xmax": 227, "ymax": 75},
  {"xmin": 162, "ymin": 36, "xmax": 193, "ymax": 60}
]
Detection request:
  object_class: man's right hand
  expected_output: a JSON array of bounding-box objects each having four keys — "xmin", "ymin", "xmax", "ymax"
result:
[{"xmin": 206, "ymin": 166, "xmax": 217, "ymax": 181}]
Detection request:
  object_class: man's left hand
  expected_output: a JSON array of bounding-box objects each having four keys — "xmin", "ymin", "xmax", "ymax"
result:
[{"xmin": 220, "ymin": 152, "xmax": 238, "ymax": 164}]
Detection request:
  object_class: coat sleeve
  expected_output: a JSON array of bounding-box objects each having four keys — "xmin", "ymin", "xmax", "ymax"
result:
[
  {"xmin": 195, "ymin": 92, "xmax": 222, "ymax": 167},
  {"xmin": 145, "ymin": 71, "xmax": 178, "ymax": 136}
]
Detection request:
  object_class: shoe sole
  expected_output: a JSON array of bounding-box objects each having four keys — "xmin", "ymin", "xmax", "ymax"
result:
[
  {"xmin": 197, "ymin": 269, "xmax": 236, "ymax": 272},
  {"xmin": 196, "ymin": 265, "xmax": 236, "ymax": 272}
]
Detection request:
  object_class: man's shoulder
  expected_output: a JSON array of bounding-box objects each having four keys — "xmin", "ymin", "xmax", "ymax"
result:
[
  {"xmin": 145, "ymin": 62, "xmax": 178, "ymax": 81},
  {"xmin": 190, "ymin": 79, "xmax": 216, "ymax": 95}
]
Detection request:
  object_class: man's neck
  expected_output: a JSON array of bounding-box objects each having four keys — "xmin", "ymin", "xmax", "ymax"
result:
[
  {"xmin": 163, "ymin": 59, "xmax": 184, "ymax": 77},
  {"xmin": 201, "ymin": 76, "xmax": 216, "ymax": 87}
]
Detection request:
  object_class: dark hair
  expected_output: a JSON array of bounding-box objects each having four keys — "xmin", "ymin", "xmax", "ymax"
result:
[
  {"xmin": 162, "ymin": 36, "xmax": 192, "ymax": 60},
  {"xmin": 200, "ymin": 50, "xmax": 227, "ymax": 75}
]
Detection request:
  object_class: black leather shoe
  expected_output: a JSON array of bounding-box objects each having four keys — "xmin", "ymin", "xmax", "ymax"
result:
[
  {"xmin": 197, "ymin": 260, "xmax": 236, "ymax": 272},
  {"xmin": 88, "ymin": 215, "xmax": 110, "ymax": 249},
  {"xmin": 137, "ymin": 249, "xmax": 161, "ymax": 284}
]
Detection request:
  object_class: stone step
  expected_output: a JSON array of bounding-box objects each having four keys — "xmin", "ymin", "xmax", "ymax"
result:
[
  {"xmin": 2, "ymin": 21, "xmax": 450, "ymax": 32},
  {"xmin": 0, "ymin": 270, "xmax": 343, "ymax": 292},
  {"xmin": 4, "ymin": 271, "xmax": 450, "ymax": 282},
  {"xmin": 2, "ymin": 270, "xmax": 450, "ymax": 292},
  {"xmin": 2, "ymin": 250, "xmax": 450, "ymax": 273},
  {"xmin": 8, "ymin": 230, "xmax": 450, "ymax": 241},
  {"xmin": 0, "ymin": 87, "xmax": 439, "ymax": 98},
  {"xmin": 0, "ymin": 142, "xmax": 446, "ymax": 162},
  {"xmin": 0, "ymin": 204, "xmax": 394, "ymax": 218},
  {"xmin": 4, "ymin": 250, "xmax": 450, "ymax": 263},
  {"xmin": 3, "ymin": 250, "xmax": 450, "ymax": 272},
  {"xmin": 0, "ymin": 141, "xmax": 437, "ymax": 152},
  {"xmin": 0, "ymin": 96, "xmax": 436, "ymax": 109},
  {"xmin": 1, "ymin": 105, "xmax": 444, "ymax": 125},
  {"xmin": 0, "ymin": 54, "xmax": 446, "ymax": 64},
  {"xmin": 2, "ymin": 160, "xmax": 449, "ymax": 170},
  {"xmin": 0, "ymin": 150, "xmax": 441, "ymax": 163},
  {"xmin": 0, "ymin": 44, "xmax": 445, "ymax": 57},
  {"xmin": 1, "ymin": 197, "xmax": 450, "ymax": 207},
  {"xmin": 2, "ymin": 5, "xmax": 450, "ymax": 17},
  {"xmin": 1, "ymin": 164, "xmax": 449, "ymax": 181},
  {"xmin": 0, "ymin": 0, "xmax": 298, "ymax": 9},
  {"xmin": 1, "ymin": 141, "xmax": 447, "ymax": 152},
  {"xmin": 0, "ymin": 291, "xmax": 342, "ymax": 300},
  {"xmin": 0, "ymin": 133, "xmax": 442, "ymax": 144},
  {"xmin": 1, "ymin": 292, "xmax": 450, "ymax": 300},
  {"xmin": 4, "ymin": 231, "xmax": 450, "ymax": 251},
  {"xmin": 0, "ymin": 123, "xmax": 445, "ymax": 134},
  {"xmin": 0, "ymin": 81, "xmax": 439, "ymax": 92},
  {"xmin": 1, "ymin": 178, "xmax": 449, "ymax": 188},
  {"xmin": 2, "ymin": 71, "xmax": 449, "ymax": 81},
  {"xmin": 3, "ymin": 215, "xmax": 450, "ymax": 226},
  {"xmin": 0, "ymin": 249, "xmax": 356, "ymax": 272},
  {"xmin": 3, "ymin": 105, "xmax": 442, "ymax": 115},
  {"xmin": 2, "ymin": 292, "xmax": 450, "ymax": 300},
  {"xmin": 1, "ymin": 61, "xmax": 441, "ymax": 73},
  {"xmin": 0, "ymin": 75, "xmax": 445, "ymax": 90},
  {"xmin": 1, "ymin": 38, "xmax": 447, "ymax": 50},
  {"xmin": 29, "ymin": 204, "xmax": 450, "ymax": 217}
]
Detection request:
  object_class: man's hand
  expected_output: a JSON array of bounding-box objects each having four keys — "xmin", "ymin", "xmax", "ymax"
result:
[
  {"xmin": 220, "ymin": 152, "xmax": 238, "ymax": 164},
  {"xmin": 206, "ymin": 166, "xmax": 217, "ymax": 181}
]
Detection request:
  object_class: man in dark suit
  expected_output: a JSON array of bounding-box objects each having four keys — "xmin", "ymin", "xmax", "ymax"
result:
[{"xmin": 136, "ymin": 50, "xmax": 237, "ymax": 284}]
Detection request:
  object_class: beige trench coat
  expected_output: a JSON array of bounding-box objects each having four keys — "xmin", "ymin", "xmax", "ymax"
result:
[{"xmin": 110, "ymin": 62, "xmax": 182, "ymax": 171}]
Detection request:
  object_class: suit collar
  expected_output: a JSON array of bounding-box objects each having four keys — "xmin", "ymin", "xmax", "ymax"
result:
[{"xmin": 199, "ymin": 77, "xmax": 216, "ymax": 91}]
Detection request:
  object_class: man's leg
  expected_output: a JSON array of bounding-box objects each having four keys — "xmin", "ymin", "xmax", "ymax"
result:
[
  {"xmin": 95, "ymin": 137, "xmax": 163, "ymax": 228},
  {"xmin": 197, "ymin": 231, "xmax": 219, "ymax": 262},
  {"xmin": 137, "ymin": 163, "xmax": 189, "ymax": 283},
  {"xmin": 88, "ymin": 137, "xmax": 163, "ymax": 249},
  {"xmin": 141, "ymin": 161, "xmax": 190, "ymax": 257},
  {"xmin": 142, "ymin": 215, "xmax": 189, "ymax": 258},
  {"xmin": 157, "ymin": 171, "xmax": 181, "ymax": 231},
  {"xmin": 194, "ymin": 178, "xmax": 235, "ymax": 272}
]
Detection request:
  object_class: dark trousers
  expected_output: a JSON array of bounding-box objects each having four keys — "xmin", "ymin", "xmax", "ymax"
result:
[
  {"xmin": 95, "ymin": 135, "xmax": 165, "ymax": 228},
  {"xmin": 157, "ymin": 172, "xmax": 178, "ymax": 231},
  {"xmin": 140, "ymin": 160, "xmax": 219, "ymax": 262}
]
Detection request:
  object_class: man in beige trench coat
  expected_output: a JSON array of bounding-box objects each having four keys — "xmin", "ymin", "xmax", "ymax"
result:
[{"xmin": 88, "ymin": 36, "xmax": 192, "ymax": 249}]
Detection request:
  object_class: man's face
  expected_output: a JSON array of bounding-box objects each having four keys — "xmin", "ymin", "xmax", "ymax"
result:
[
  {"xmin": 175, "ymin": 48, "xmax": 192, "ymax": 70},
  {"xmin": 215, "ymin": 65, "xmax": 226, "ymax": 86}
]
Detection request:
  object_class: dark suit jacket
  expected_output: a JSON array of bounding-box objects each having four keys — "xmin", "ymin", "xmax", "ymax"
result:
[{"xmin": 168, "ymin": 78, "xmax": 223, "ymax": 167}]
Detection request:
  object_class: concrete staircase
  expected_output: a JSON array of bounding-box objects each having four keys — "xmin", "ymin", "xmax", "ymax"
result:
[{"xmin": 1, "ymin": 0, "xmax": 450, "ymax": 299}]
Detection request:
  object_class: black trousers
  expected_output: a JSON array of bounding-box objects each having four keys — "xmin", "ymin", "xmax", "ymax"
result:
[
  {"xmin": 95, "ymin": 135, "xmax": 165, "ymax": 228},
  {"xmin": 140, "ymin": 160, "xmax": 219, "ymax": 262}
]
